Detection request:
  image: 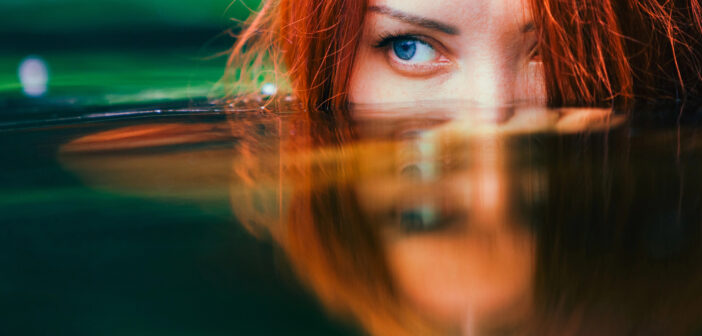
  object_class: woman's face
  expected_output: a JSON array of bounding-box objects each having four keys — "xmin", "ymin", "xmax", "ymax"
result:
[{"xmin": 349, "ymin": 0, "xmax": 545, "ymax": 106}]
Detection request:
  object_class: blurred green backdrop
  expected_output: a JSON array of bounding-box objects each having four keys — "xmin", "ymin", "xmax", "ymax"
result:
[
  {"xmin": 0, "ymin": 0, "xmax": 261, "ymax": 110},
  {"xmin": 1, "ymin": 0, "xmax": 248, "ymax": 33}
]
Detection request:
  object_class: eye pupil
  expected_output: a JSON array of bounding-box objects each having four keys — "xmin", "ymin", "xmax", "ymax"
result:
[{"xmin": 393, "ymin": 39, "xmax": 417, "ymax": 61}]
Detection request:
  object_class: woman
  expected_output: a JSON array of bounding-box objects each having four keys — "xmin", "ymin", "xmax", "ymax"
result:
[
  {"xmin": 226, "ymin": 0, "xmax": 702, "ymax": 112},
  {"xmin": 224, "ymin": 1, "xmax": 702, "ymax": 334}
]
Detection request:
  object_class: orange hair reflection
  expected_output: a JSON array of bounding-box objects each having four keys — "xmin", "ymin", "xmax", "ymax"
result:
[{"xmin": 231, "ymin": 112, "xmax": 446, "ymax": 335}]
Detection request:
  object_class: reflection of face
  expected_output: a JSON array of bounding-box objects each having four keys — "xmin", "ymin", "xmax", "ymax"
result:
[
  {"xmin": 350, "ymin": 0, "xmax": 545, "ymax": 106},
  {"xmin": 356, "ymin": 135, "xmax": 535, "ymax": 334}
]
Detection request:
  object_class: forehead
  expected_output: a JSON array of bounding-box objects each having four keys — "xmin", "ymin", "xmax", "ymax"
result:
[{"xmin": 367, "ymin": 0, "xmax": 531, "ymax": 33}]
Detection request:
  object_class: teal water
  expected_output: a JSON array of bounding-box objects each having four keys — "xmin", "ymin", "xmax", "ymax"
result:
[{"xmin": 0, "ymin": 107, "xmax": 360, "ymax": 336}]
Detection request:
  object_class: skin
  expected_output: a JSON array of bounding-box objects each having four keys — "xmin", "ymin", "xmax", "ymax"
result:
[{"xmin": 349, "ymin": 0, "xmax": 545, "ymax": 106}]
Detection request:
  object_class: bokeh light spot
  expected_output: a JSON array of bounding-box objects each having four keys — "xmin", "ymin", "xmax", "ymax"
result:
[
  {"xmin": 261, "ymin": 83, "xmax": 277, "ymax": 96},
  {"xmin": 18, "ymin": 56, "xmax": 49, "ymax": 97}
]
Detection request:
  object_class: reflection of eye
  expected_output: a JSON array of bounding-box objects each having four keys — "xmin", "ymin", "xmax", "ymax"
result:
[
  {"xmin": 400, "ymin": 164, "xmax": 422, "ymax": 179},
  {"xmin": 400, "ymin": 205, "xmax": 438, "ymax": 232},
  {"xmin": 392, "ymin": 38, "xmax": 436, "ymax": 62},
  {"xmin": 397, "ymin": 204, "xmax": 465, "ymax": 234}
]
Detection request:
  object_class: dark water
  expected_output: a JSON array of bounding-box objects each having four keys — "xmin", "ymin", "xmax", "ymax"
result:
[
  {"xmin": 0, "ymin": 104, "xmax": 360, "ymax": 336},
  {"xmin": 2, "ymin": 101, "xmax": 702, "ymax": 335}
]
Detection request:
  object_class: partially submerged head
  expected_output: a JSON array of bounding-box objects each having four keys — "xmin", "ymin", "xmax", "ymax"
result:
[{"xmin": 226, "ymin": 0, "xmax": 702, "ymax": 111}]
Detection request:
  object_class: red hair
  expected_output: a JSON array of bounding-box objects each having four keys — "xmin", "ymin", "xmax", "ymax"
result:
[
  {"xmin": 224, "ymin": 0, "xmax": 366, "ymax": 113},
  {"xmin": 532, "ymin": 0, "xmax": 702, "ymax": 106},
  {"xmin": 225, "ymin": 0, "xmax": 702, "ymax": 111}
]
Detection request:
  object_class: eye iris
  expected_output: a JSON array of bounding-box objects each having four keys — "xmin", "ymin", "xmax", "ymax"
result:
[{"xmin": 393, "ymin": 39, "xmax": 417, "ymax": 61}]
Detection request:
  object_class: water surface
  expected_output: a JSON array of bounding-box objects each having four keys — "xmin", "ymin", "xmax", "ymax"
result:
[{"xmin": 3, "ymin": 101, "xmax": 702, "ymax": 335}]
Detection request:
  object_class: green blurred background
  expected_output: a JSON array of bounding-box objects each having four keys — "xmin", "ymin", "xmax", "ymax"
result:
[
  {"xmin": 0, "ymin": 3, "xmax": 362, "ymax": 335},
  {"xmin": 1, "ymin": 0, "xmax": 261, "ymax": 110}
]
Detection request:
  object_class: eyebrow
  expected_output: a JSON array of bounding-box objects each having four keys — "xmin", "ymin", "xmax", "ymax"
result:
[
  {"xmin": 368, "ymin": 5, "xmax": 460, "ymax": 35},
  {"xmin": 369, "ymin": 5, "xmax": 537, "ymax": 35}
]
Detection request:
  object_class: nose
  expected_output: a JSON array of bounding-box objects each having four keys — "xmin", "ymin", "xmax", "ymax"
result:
[{"xmin": 449, "ymin": 57, "xmax": 513, "ymax": 106}]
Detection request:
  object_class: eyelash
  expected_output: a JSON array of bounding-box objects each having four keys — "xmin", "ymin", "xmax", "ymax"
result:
[
  {"xmin": 373, "ymin": 32, "xmax": 415, "ymax": 48},
  {"xmin": 373, "ymin": 33, "xmax": 542, "ymax": 77},
  {"xmin": 372, "ymin": 33, "xmax": 453, "ymax": 76}
]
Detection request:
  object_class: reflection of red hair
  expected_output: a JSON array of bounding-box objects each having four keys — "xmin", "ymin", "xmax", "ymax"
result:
[
  {"xmin": 231, "ymin": 116, "xmax": 702, "ymax": 335},
  {"xmin": 226, "ymin": 0, "xmax": 702, "ymax": 110},
  {"xmin": 231, "ymin": 115, "xmax": 445, "ymax": 335}
]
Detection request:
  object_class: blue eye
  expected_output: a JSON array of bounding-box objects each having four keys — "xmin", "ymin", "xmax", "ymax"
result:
[
  {"xmin": 400, "ymin": 205, "xmax": 438, "ymax": 232},
  {"xmin": 393, "ymin": 39, "xmax": 417, "ymax": 60},
  {"xmin": 391, "ymin": 38, "xmax": 437, "ymax": 63}
]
